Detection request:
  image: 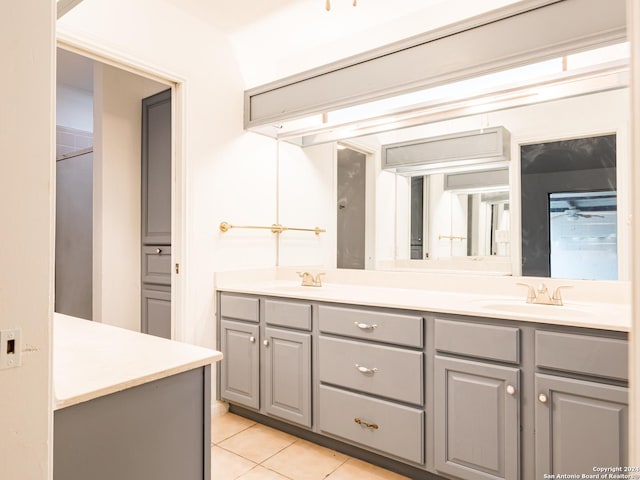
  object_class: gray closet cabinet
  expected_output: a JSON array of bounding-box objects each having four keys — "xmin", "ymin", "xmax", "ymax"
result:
[
  {"xmin": 218, "ymin": 294, "xmax": 312, "ymax": 429},
  {"xmin": 141, "ymin": 89, "xmax": 172, "ymax": 338},
  {"xmin": 141, "ymin": 287, "xmax": 171, "ymax": 339},
  {"xmin": 142, "ymin": 89, "xmax": 172, "ymax": 246},
  {"xmin": 434, "ymin": 356, "xmax": 519, "ymax": 480}
]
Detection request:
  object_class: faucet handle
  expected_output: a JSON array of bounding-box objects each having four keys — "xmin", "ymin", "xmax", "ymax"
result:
[
  {"xmin": 516, "ymin": 282, "xmax": 536, "ymax": 303},
  {"xmin": 552, "ymin": 285, "xmax": 573, "ymax": 305},
  {"xmin": 314, "ymin": 272, "xmax": 326, "ymax": 286}
]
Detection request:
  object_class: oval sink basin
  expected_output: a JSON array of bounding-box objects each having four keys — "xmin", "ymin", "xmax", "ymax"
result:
[{"xmin": 477, "ymin": 300, "xmax": 593, "ymax": 319}]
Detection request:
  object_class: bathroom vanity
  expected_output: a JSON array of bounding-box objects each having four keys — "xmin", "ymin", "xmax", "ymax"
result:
[
  {"xmin": 216, "ymin": 270, "xmax": 630, "ymax": 480},
  {"xmin": 53, "ymin": 314, "xmax": 222, "ymax": 480}
]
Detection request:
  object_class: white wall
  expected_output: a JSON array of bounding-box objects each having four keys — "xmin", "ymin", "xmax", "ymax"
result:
[
  {"xmin": 56, "ymin": 83, "xmax": 93, "ymax": 131},
  {"xmin": 58, "ymin": 0, "xmax": 279, "ymax": 359},
  {"xmin": 0, "ymin": 0, "xmax": 54, "ymax": 478},
  {"xmin": 92, "ymin": 63, "xmax": 166, "ymax": 330},
  {"xmin": 229, "ymin": 0, "xmax": 521, "ymax": 88}
]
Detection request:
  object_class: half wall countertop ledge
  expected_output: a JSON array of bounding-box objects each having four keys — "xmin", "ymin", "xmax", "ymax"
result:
[{"xmin": 53, "ymin": 313, "xmax": 222, "ymax": 410}]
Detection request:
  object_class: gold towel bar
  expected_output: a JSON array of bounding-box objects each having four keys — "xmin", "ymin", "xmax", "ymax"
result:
[
  {"xmin": 219, "ymin": 221, "xmax": 326, "ymax": 236},
  {"xmin": 438, "ymin": 234, "xmax": 467, "ymax": 241}
]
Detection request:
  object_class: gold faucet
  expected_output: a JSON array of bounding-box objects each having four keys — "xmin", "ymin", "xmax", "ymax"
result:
[
  {"xmin": 517, "ymin": 282, "xmax": 572, "ymax": 306},
  {"xmin": 297, "ymin": 271, "xmax": 325, "ymax": 287}
]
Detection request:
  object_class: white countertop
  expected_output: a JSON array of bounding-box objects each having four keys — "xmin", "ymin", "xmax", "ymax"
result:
[
  {"xmin": 54, "ymin": 313, "xmax": 222, "ymax": 410},
  {"xmin": 216, "ymin": 269, "xmax": 631, "ymax": 332}
]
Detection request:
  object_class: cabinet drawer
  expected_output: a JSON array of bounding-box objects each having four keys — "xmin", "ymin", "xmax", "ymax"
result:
[
  {"xmin": 318, "ymin": 305, "xmax": 423, "ymax": 347},
  {"xmin": 535, "ymin": 330, "xmax": 628, "ymax": 381},
  {"xmin": 318, "ymin": 385, "xmax": 424, "ymax": 464},
  {"xmin": 219, "ymin": 293, "xmax": 259, "ymax": 323},
  {"xmin": 435, "ymin": 319, "xmax": 520, "ymax": 363},
  {"xmin": 142, "ymin": 246, "xmax": 172, "ymax": 285},
  {"xmin": 319, "ymin": 336, "xmax": 423, "ymax": 405},
  {"xmin": 264, "ymin": 299, "xmax": 311, "ymax": 331}
]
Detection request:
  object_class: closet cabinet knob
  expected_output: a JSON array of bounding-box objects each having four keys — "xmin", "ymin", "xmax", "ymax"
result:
[
  {"xmin": 506, "ymin": 385, "xmax": 516, "ymax": 396},
  {"xmin": 249, "ymin": 336, "xmax": 255, "ymax": 343},
  {"xmin": 538, "ymin": 393, "xmax": 548, "ymax": 404},
  {"xmin": 263, "ymin": 340, "xmax": 269, "ymax": 347}
]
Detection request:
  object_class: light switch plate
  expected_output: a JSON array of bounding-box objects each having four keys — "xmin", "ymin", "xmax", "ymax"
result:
[{"xmin": 0, "ymin": 329, "xmax": 22, "ymax": 369}]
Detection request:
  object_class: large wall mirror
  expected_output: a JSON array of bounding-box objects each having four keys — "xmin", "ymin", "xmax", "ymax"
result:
[{"xmin": 273, "ymin": 38, "xmax": 630, "ymax": 281}]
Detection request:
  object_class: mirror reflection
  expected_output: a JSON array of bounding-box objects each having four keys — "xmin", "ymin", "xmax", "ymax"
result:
[{"xmin": 276, "ymin": 43, "xmax": 630, "ymax": 280}]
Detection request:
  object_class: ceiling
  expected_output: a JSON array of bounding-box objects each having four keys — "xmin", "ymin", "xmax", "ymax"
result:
[{"xmin": 161, "ymin": 0, "xmax": 449, "ymax": 34}]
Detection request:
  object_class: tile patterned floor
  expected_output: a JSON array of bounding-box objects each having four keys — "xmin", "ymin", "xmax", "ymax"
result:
[{"xmin": 211, "ymin": 413, "xmax": 410, "ymax": 480}]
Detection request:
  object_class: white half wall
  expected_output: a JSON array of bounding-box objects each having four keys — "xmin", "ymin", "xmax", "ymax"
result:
[
  {"xmin": 93, "ymin": 62, "xmax": 166, "ymax": 330},
  {"xmin": 0, "ymin": 0, "xmax": 55, "ymax": 478}
]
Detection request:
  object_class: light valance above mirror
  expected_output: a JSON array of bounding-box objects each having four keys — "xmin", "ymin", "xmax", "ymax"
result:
[
  {"xmin": 244, "ymin": 0, "xmax": 626, "ymax": 143},
  {"xmin": 381, "ymin": 127, "xmax": 510, "ymax": 176}
]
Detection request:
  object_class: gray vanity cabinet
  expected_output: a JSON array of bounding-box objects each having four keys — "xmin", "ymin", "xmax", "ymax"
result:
[
  {"xmin": 317, "ymin": 305, "xmax": 425, "ymax": 465},
  {"xmin": 218, "ymin": 294, "xmax": 312, "ymax": 428},
  {"xmin": 434, "ymin": 356, "xmax": 520, "ymax": 480},
  {"xmin": 220, "ymin": 319, "xmax": 260, "ymax": 410},
  {"xmin": 534, "ymin": 330, "xmax": 629, "ymax": 477},
  {"xmin": 534, "ymin": 373, "xmax": 628, "ymax": 476},
  {"xmin": 433, "ymin": 319, "xmax": 521, "ymax": 480},
  {"xmin": 263, "ymin": 327, "xmax": 312, "ymax": 427}
]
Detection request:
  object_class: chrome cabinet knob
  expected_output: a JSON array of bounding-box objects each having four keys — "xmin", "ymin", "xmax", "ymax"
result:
[
  {"xmin": 263, "ymin": 340, "xmax": 269, "ymax": 347},
  {"xmin": 506, "ymin": 384, "xmax": 516, "ymax": 396},
  {"xmin": 249, "ymin": 336, "xmax": 255, "ymax": 343},
  {"xmin": 156, "ymin": 248, "xmax": 162, "ymax": 254},
  {"xmin": 538, "ymin": 393, "xmax": 548, "ymax": 404}
]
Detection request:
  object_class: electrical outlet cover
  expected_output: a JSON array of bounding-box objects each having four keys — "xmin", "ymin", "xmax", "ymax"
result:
[{"xmin": 0, "ymin": 329, "xmax": 22, "ymax": 369}]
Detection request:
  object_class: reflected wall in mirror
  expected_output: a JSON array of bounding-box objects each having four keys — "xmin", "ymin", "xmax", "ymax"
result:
[
  {"xmin": 520, "ymin": 134, "xmax": 617, "ymax": 280},
  {"xmin": 402, "ymin": 170, "xmax": 510, "ymax": 261}
]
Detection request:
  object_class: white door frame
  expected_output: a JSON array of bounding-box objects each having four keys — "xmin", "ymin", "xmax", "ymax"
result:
[{"xmin": 56, "ymin": 32, "xmax": 187, "ymax": 341}]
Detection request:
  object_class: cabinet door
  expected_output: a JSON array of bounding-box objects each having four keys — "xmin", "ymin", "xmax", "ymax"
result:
[
  {"xmin": 220, "ymin": 320, "xmax": 260, "ymax": 410},
  {"xmin": 535, "ymin": 373, "xmax": 628, "ymax": 477},
  {"xmin": 141, "ymin": 288, "xmax": 171, "ymax": 339},
  {"xmin": 264, "ymin": 327, "xmax": 311, "ymax": 427},
  {"xmin": 141, "ymin": 89, "xmax": 172, "ymax": 245},
  {"xmin": 435, "ymin": 356, "xmax": 519, "ymax": 480}
]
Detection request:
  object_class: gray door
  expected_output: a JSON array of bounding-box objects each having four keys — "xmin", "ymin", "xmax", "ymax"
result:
[
  {"xmin": 435, "ymin": 356, "xmax": 520, "ymax": 480},
  {"xmin": 141, "ymin": 89, "xmax": 172, "ymax": 245},
  {"xmin": 337, "ymin": 148, "xmax": 366, "ymax": 269},
  {"xmin": 220, "ymin": 320, "xmax": 260, "ymax": 410},
  {"xmin": 55, "ymin": 151, "xmax": 93, "ymax": 320},
  {"xmin": 535, "ymin": 373, "xmax": 628, "ymax": 477},
  {"xmin": 264, "ymin": 327, "xmax": 311, "ymax": 427}
]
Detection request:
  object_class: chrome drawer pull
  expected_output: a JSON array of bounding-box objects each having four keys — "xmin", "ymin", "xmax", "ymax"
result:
[
  {"xmin": 354, "ymin": 418, "xmax": 379, "ymax": 430},
  {"xmin": 355, "ymin": 364, "xmax": 378, "ymax": 374},
  {"xmin": 354, "ymin": 322, "xmax": 377, "ymax": 330}
]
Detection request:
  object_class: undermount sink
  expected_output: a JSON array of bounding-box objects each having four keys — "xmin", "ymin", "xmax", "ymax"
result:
[{"xmin": 475, "ymin": 299, "xmax": 594, "ymax": 319}]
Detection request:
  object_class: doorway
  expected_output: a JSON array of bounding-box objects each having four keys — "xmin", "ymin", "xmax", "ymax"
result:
[
  {"xmin": 337, "ymin": 147, "xmax": 367, "ymax": 269},
  {"xmin": 56, "ymin": 47, "xmax": 177, "ymax": 335}
]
